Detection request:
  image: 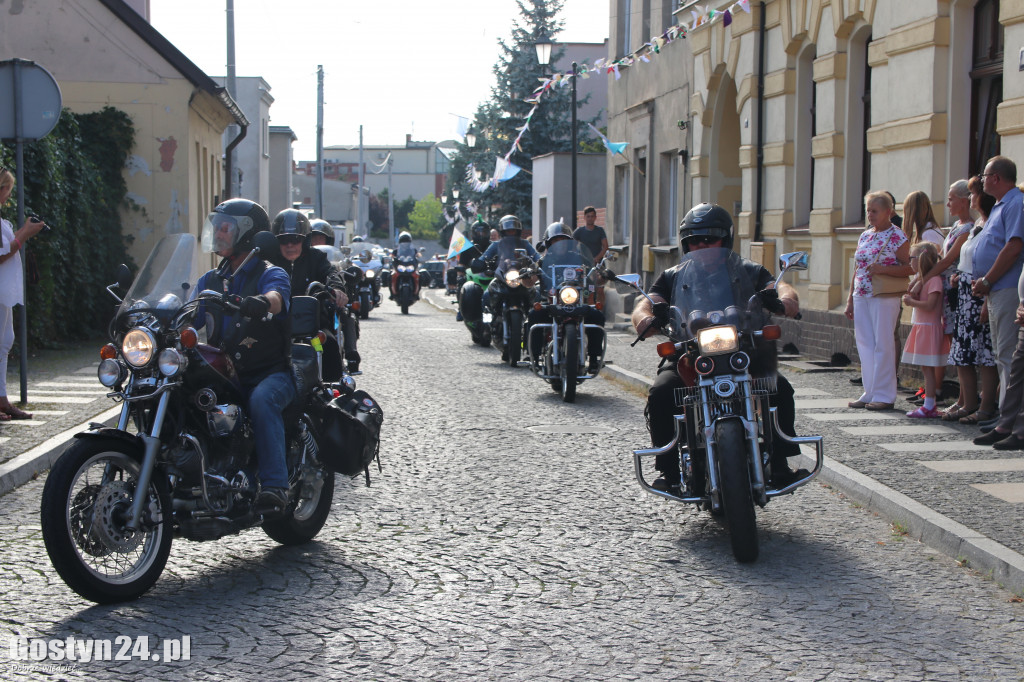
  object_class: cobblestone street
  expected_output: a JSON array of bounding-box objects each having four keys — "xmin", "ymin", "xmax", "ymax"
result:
[{"xmin": 1, "ymin": 299, "xmax": 1022, "ymax": 680}]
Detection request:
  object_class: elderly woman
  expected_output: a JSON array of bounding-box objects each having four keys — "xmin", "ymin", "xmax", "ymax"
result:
[
  {"xmin": 0, "ymin": 166, "xmax": 47, "ymax": 419},
  {"xmin": 845, "ymin": 191, "xmax": 912, "ymax": 410}
]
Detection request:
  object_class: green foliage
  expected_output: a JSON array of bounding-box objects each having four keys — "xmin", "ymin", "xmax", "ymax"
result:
[
  {"xmin": 407, "ymin": 195, "xmax": 443, "ymax": 238},
  {"xmin": 445, "ymin": 0, "xmax": 597, "ymax": 227},
  {"xmin": 1, "ymin": 107, "xmax": 135, "ymax": 348}
]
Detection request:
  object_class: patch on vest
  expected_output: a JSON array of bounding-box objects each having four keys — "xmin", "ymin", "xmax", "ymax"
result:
[{"xmin": 239, "ymin": 337, "xmax": 259, "ymax": 349}]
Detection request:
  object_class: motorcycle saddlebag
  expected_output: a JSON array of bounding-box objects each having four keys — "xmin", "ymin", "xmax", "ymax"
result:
[
  {"xmin": 318, "ymin": 389, "xmax": 384, "ymax": 476},
  {"xmin": 291, "ymin": 343, "xmax": 320, "ymax": 397}
]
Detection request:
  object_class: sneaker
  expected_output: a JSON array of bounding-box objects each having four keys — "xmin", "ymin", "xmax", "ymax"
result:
[
  {"xmin": 772, "ymin": 465, "xmax": 810, "ymax": 487},
  {"xmin": 652, "ymin": 474, "xmax": 681, "ymax": 492},
  {"xmin": 588, "ymin": 358, "xmax": 602, "ymax": 373},
  {"xmin": 865, "ymin": 402, "xmax": 895, "ymax": 411},
  {"xmin": 849, "ymin": 376, "xmax": 863, "ymax": 385},
  {"xmin": 257, "ymin": 487, "xmax": 289, "ymax": 510},
  {"xmin": 456, "ymin": 311, "xmax": 463, "ymax": 321},
  {"xmin": 906, "ymin": 406, "xmax": 940, "ymax": 418}
]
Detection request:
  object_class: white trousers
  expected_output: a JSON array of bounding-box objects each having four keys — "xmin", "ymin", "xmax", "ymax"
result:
[
  {"xmin": 854, "ymin": 295, "xmax": 902, "ymax": 404},
  {"xmin": 0, "ymin": 304, "xmax": 13, "ymax": 396}
]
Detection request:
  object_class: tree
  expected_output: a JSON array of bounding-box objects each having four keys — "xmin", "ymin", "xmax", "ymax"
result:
[
  {"xmin": 446, "ymin": 0, "xmax": 594, "ymax": 229},
  {"xmin": 368, "ymin": 192, "xmax": 389, "ymax": 240},
  {"xmin": 407, "ymin": 195, "xmax": 444, "ymax": 239}
]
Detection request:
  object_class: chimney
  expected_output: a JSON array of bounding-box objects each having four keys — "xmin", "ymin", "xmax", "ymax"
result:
[{"xmin": 406, "ymin": 134, "xmax": 412, "ymax": 146}]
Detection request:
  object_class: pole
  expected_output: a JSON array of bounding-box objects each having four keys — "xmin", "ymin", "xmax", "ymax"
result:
[
  {"xmin": 226, "ymin": 0, "xmax": 238, "ymax": 197},
  {"xmin": 571, "ymin": 61, "xmax": 578, "ymax": 231},
  {"xmin": 387, "ymin": 156, "xmax": 394, "ymax": 244},
  {"xmin": 13, "ymin": 61, "xmax": 27, "ymax": 404},
  {"xmin": 357, "ymin": 125, "xmax": 365, "ymax": 237},
  {"xmin": 316, "ymin": 65, "xmax": 324, "ymax": 219}
]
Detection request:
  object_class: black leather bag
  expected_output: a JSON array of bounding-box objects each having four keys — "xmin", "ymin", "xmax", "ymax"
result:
[{"xmin": 317, "ymin": 389, "xmax": 383, "ymax": 477}]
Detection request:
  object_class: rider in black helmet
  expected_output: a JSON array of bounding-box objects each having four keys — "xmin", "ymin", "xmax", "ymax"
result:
[
  {"xmin": 309, "ymin": 219, "xmax": 334, "ymax": 247},
  {"xmin": 452, "ymin": 219, "xmax": 493, "ymax": 319},
  {"xmin": 196, "ymin": 198, "xmax": 293, "ymax": 510},
  {"xmin": 630, "ymin": 202, "xmax": 805, "ymax": 493}
]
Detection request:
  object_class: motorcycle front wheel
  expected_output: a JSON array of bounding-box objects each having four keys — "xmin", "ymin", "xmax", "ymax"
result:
[
  {"xmin": 560, "ymin": 324, "xmax": 578, "ymax": 403},
  {"xmin": 40, "ymin": 438, "xmax": 173, "ymax": 604},
  {"xmin": 359, "ymin": 293, "xmax": 370, "ymax": 320},
  {"xmin": 507, "ymin": 309, "xmax": 523, "ymax": 366},
  {"xmin": 714, "ymin": 419, "xmax": 759, "ymax": 562}
]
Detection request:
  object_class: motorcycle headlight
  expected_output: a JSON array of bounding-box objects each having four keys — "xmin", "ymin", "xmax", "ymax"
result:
[
  {"xmin": 158, "ymin": 348, "xmax": 187, "ymax": 377},
  {"xmin": 97, "ymin": 358, "xmax": 126, "ymax": 387},
  {"xmin": 506, "ymin": 269, "xmax": 521, "ymax": 288},
  {"xmin": 366, "ymin": 270, "xmax": 377, "ymax": 278},
  {"xmin": 558, "ymin": 287, "xmax": 580, "ymax": 305},
  {"xmin": 121, "ymin": 328, "xmax": 156, "ymax": 368},
  {"xmin": 697, "ymin": 325, "xmax": 739, "ymax": 356}
]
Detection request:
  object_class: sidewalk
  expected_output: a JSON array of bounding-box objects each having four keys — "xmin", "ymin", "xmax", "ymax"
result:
[{"xmin": 423, "ymin": 287, "xmax": 1024, "ymax": 595}]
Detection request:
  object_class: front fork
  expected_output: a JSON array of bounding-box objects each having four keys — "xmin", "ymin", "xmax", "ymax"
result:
[{"xmin": 125, "ymin": 390, "xmax": 171, "ymax": 531}]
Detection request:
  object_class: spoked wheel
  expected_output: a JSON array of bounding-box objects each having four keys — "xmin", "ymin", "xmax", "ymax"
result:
[
  {"xmin": 714, "ymin": 419, "xmax": 759, "ymax": 562},
  {"xmin": 41, "ymin": 439, "xmax": 173, "ymax": 604},
  {"xmin": 507, "ymin": 310, "xmax": 523, "ymax": 366},
  {"xmin": 560, "ymin": 324, "xmax": 578, "ymax": 403}
]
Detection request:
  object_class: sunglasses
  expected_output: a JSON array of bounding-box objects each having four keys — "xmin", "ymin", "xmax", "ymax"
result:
[
  {"xmin": 277, "ymin": 234, "xmax": 304, "ymax": 245},
  {"xmin": 687, "ymin": 236, "xmax": 722, "ymax": 245}
]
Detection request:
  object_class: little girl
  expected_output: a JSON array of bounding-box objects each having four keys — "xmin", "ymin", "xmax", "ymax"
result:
[{"xmin": 901, "ymin": 242, "xmax": 951, "ymax": 418}]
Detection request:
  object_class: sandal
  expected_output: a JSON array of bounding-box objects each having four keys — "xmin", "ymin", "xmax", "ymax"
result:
[
  {"xmin": 960, "ymin": 409, "xmax": 996, "ymax": 425},
  {"xmin": 941, "ymin": 405, "xmax": 971, "ymax": 421},
  {"xmin": 3, "ymin": 404, "xmax": 32, "ymax": 420}
]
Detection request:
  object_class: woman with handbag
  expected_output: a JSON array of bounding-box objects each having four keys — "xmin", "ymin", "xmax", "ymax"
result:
[{"xmin": 845, "ymin": 191, "xmax": 912, "ymax": 410}]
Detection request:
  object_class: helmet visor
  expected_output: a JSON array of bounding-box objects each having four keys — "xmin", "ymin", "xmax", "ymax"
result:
[{"xmin": 201, "ymin": 213, "xmax": 240, "ymax": 254}]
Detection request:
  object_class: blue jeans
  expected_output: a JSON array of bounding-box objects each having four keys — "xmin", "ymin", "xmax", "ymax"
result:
[{"xmin": 245, "ymin": 371, "xmax": 295, "ymax": 489}]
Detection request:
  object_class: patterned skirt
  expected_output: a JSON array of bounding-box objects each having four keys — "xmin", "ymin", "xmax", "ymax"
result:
[{"xmin": 948, "ymin": 272, "xmax": 995, "ymax": 367}]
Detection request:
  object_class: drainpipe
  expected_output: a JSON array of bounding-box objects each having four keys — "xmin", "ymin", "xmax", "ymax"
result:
[
  {"xmin": 218, "ymin": 87, "xmax": 249, "ymax": 200},
  {"xmin": 754, "ymin": 0, "xmax": 766, "ymax": 243}
]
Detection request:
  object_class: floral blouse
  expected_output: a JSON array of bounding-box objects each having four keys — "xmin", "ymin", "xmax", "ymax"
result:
[
  {"xmin": 853, "ymin": 225, "xmax": 907, "ymax": 297},
  {"xmin": 941, "ymin": 219, "xmax": 972, "ymax": 278}
]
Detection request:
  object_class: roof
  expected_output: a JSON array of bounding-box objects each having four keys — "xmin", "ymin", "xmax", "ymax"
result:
[{"xmin": 97, "ymin": 0, "xmax": 248, "ymax": 127}]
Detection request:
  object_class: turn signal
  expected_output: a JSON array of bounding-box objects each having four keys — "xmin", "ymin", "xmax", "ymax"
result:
[
  {"xmin": 100, "ymin": 344, "xmax": 117, "ymax": 360},
  {"xmin": 352, "ymin": 300, "xmax": 361, "ymax": 311},
  {"xmin": 316, "ymin": 331, "xmax": 327, "ymax": 345},
  {"xmin": 534, "ymin": 302, "xmax": 542, "ymax": 311},
  {"xmin": 595, "ymin": 301, "xmax": 603, "ymax": 311},
  {"xmin": 761, "ymin": 324, "xmax": 782, "ymax": 340},
  {"xmin": 656, "ymin": 341, "xmax": 676, "ymax": 358},
  {"xmin": 180, "ymin": 327, "xmax": 198, "ymax": 349}
]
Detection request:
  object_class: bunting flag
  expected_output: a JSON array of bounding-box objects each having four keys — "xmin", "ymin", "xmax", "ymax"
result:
[
  {"xmin": 587, "ymin": 122, "xmax": 628, "ymax": 155},
  {"xmin": 447, "ymin": 226, "xmax": 474, "ymax": 259}
]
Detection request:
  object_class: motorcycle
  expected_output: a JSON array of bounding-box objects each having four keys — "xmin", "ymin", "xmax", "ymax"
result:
[
  {"xmin": 40, "ymin": 232, "xmax": 383, "ymax": 603},
  {"xmin": 390, "ymin": 242, "xmax": 423, "ymax": 315},
  {"xmin": 349, "ymin": 249, "xmax": 383, "ymax": 319},
  {"xmin": 527, "ymin": 240, "xmax": 606, "ymax": 402},
  {"xmin": 481, "ymin": 237, "xmax": 539, "ymax": 366},
  {"xmin": 608, "ymin": 249, "xmax": 822, "ymax": 562},
  {"xmin": 454, "ymin": 263, "xmax": 493, "ymax": 347},
  {"xmin": 312, "ymin": 245, "xmax": 362, "ymax": 377}
]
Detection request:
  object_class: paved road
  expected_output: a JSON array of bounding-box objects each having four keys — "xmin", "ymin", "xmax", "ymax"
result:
[{"xmin": 0, "ymin": 295, "xmax": 1023, "ymax": 679}]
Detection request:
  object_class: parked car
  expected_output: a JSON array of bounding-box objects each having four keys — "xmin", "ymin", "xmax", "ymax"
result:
[{"xmin": 421, "ymin": 259, "xmax": 446, "ymax": 288}]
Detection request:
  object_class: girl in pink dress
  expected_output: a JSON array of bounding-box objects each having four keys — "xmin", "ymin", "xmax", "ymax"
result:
[{"xmin": 902, "ymin": 241, "xmax": 951, "ymax": 417}]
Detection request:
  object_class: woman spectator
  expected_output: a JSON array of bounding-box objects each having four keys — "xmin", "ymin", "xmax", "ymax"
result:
[
  {"xmin": 0, "ymin": 166, "xmax": 47, "ymax": 420},
  {"xmin": 946, "ymin": 176, "xmax": 999, "ymax": 424},
  {"xmin": 846, "ymin": 191, "xmax": 913, "ymax": 410}
]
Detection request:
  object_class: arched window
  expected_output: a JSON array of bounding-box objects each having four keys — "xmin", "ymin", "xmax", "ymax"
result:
[
  {"xmin": 793, "ymin": 45, "xmax": 816, "ymax": 227},
  {"xmin": 970, "ymin": 0, "xmax": 1003, "ymax": 174},
  {"xmin": 844, "ymin": 26, "xmax": 871, "ymax": 224}
]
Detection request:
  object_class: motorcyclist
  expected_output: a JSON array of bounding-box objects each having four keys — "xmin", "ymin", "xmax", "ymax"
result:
[
  {"xmin": 527, "ymin": 221, "xmax": 607, "ymax": 372},
  {"xmin": 389, "ymin": 231, "xmax": 421, "ymax": 300},
  {"xmin": 352, "ymin": 248, "xmax": 384, "ymax": 308},
  {"xmin": 195, "ymin": 198, "xmax": 292, "ymax": 510},
  {"xmin": 309, "ymin": 218, "xmax": 334, "ymax": 247},
  {"xmin": 477, "ymin": 215, "xmax": 540, "ymax": 361},
  {"xmin": 454, "ymin": 219, "xmax": 492, "ymax": 321},
  {"xmin": 267, "ymin": 209, "xmax": 354, "ymax": 380},
  {"xmin": 630, "ymin": 203, "xmax": 806, "ymax": 493}
]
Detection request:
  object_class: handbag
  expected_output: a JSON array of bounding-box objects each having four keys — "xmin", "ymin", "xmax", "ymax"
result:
[{"xmin": 867, "ymin": 231, "xmax": 908, "ymax": 296}]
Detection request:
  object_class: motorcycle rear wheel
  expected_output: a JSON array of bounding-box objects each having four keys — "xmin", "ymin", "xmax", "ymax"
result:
[
  {"xmin": 561, "ymin": 324, "xmax": 578, "ymax": 403},
  {"xmin": 507, "ymin": 310, "xmax": 523, "ymax": 366},
  {"xmin": 714, "ymin": 419, "xmax": 759, "ymax": 562},
  {"xmin": 263, "ymin": 468, "xmax": 335, "ymax": 545},
  {"xmin": 41, "ymin": 439, "xmax": 173, "ymax": 604}
]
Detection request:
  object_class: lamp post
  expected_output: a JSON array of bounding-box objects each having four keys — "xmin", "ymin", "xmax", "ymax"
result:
[
  {"xmin": 535, "ymin": 35, "xmax": 577, "ymax": 230},
  {"xmin": 465, "ymin": 126, "xmax": 477, "ymax": 149}
]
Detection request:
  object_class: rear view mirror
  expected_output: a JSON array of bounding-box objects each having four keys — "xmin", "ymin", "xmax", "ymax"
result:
[
  {"xmin": 115, "ymin": 263, "xmax": 133, "ymax": 290},
  {"xmin": 778, "ymin": 251, "xmax": 808, "ymax": 273}
]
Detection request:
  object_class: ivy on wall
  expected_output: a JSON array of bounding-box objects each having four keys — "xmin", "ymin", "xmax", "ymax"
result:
[{"xmin": 1, "ymin": 106, "xmax": 136, "ymax": 347}]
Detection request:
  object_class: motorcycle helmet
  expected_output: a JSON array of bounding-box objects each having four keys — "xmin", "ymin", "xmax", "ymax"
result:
[
  {"xmin": 309, "ymin": 218, "xmax": 334, "ymax": 245},
  {"xmin": 398, "ymin": 231, "xmax": 413, "ymax": 244},
  {"xmin": 201, "ymin": 198, "xmax": 271, "ymax": 255},
  {"xmin": 351, "ymin": 235, "xmax": 365, "ymax": 243},
  {"xmin": 272, "ymin": 209, "xmax": 311, "ymax": 246},
  {"xmin": 544, "ymin": 221, "xmax": 573, "ymax": 246},
  {"xmin": 470, "ymin": 220, "xmax": 490, "ymax": 249},
  {"xmin": 678, "ymin": 203, "xmax": 733, "ymax": 253},
  {"xmin": 498, "ymin": 214, "xmax": 522, "ymax": 237}
]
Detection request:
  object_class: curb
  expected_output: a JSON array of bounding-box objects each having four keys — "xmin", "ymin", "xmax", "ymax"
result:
[
  {"xmin": 0, "ymin": 406, "xmax": 121, "ymax": 496},
  {"xmin": 600, "ymin": 363, "xmax": 1024, "ymax": 595}
]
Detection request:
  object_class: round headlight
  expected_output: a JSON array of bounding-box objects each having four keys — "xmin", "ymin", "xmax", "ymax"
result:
[
  {"xmin": 559, "ymin": 287, "xmax": 580, "ymax": 305},
  {"xmin": 506, "ymin": 269, "xmax": 521, "ymax": 287},
  {"xmin": 158, "ymin": 348, "xmax": 187, "ymax": 377},
  {"xmin": 97, "ymin": 358, "xmax": 125, "ymax": 387},
  {"xmin": 366, "ymin": 270, "xmax": 377, "ymax": 278},
  {"xmin": 121, "ymin": 328, "xmax": 156, "ymax": 368}
]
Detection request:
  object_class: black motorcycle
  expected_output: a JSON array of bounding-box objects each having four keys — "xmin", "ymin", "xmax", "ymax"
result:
[
  {"xmin": 391, "ymin": 242, "xmax": 422, "ymax": 314},
  {"xmin": 527, "ymin": 240, "xmax": 606, "ymax": 402},
  {"xmin": 454, "ymin": 263, "xmax": 493, "ymax": 347},
  {"xmin": 481, "ymin": 237, "xmax": 539, "ymax": 366},
  {"xmin": 40, "ymin": 232, "xmax": 383, "ymax": 603}
]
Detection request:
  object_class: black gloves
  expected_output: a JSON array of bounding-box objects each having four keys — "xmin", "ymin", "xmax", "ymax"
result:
[
  {"xmin": 651, "ymin": 301, "xmax": 670, "ymax": 327},
  {"xmin": 758, "ymin": 288, "xmax": 786, "ymax": 315},
  {"xmin": 240, "ymin": 294, "xmax": 271, "ymax": 319}
]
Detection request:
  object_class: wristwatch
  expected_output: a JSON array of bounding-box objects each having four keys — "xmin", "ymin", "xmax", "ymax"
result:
[{"xmin": 981, "ymin": 277, "xmax": 991, "ymax": 288}]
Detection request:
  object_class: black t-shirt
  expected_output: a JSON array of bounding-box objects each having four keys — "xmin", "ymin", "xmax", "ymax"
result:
[{"xmin": 572, "ymin": 225, "xmax": 607, "ymax": 260}]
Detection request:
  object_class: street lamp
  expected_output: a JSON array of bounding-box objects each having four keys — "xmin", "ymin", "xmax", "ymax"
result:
[
  {"xmin": 535, "ymin": 35, "xmax": 577, "ymax": 230},
  {"xmin": 466, "ymin": 126, "xmax": 477, "ymax": 148}
]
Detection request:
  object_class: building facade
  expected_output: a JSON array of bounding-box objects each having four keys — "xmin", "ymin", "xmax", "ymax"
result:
[
  {"xmin": 216, "ymin": 77, "xmax": 274, "ymax": 209},
  {"xmin": 268, "ymin": 126, "xmax": 297, "ymax": 218},
  {"xmin": 607, "ymin": 0, "xmax": 1024, "ymax": 358}
]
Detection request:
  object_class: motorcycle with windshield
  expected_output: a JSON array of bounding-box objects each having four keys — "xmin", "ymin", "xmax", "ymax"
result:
[
  {"xmin": 478, "ymin": 237, "xmax": 539, "ymax": 366},
  {"xmin": 391, "ymin": 242, "xmax": 423, "ymax": 314},
  {"xmin": 349, "ymin": 249, "xmax": 383, "ymax": 319},
  {"xmin": 40, "ymin": 232, "xmax": 383, "ymax": 603},
  {"xmin": 527, "ymin": 239, "xmax": 606, "ymax": 402},
  {"xmin": 608, "ymin": 249, "xmax": 822, "ymax": 562}
]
